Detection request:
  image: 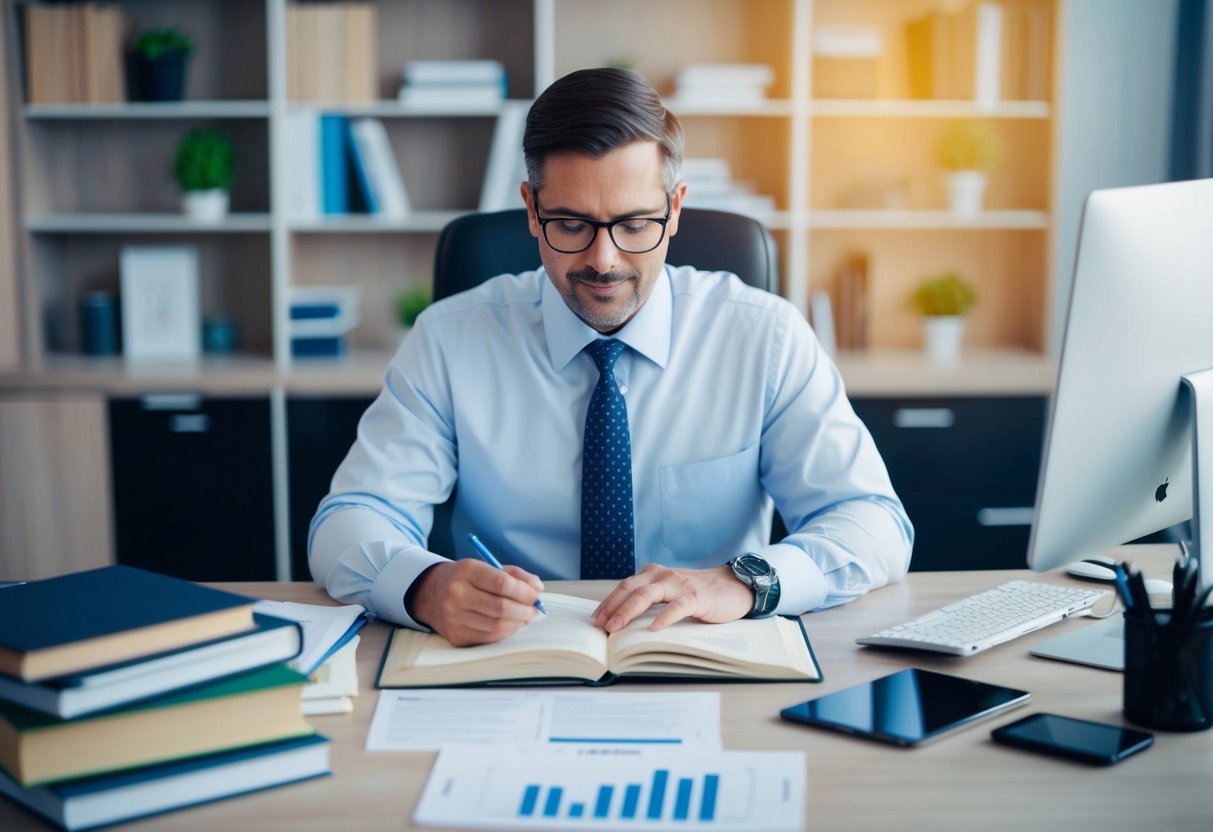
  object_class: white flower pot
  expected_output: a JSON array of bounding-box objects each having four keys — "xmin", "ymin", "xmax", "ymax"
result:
[
  {"xmin": 182, "ymin": 189, "xmax": 230, "ymax": 222},
  {"xmin": 921, "ymin": 315, "xmax": 967, "ymax": 366},
  {"xmin": 946, "ymin": 171, "xmax": 988, "ymax": 218}
]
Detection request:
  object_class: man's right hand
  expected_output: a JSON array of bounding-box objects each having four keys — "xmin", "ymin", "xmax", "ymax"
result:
[{"xmin": 406, "ymin": 560, "xmax": 544, "ymax": 647}]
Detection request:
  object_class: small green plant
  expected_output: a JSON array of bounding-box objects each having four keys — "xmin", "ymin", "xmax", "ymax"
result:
[
  {"xmin": 397, "ymin": 284, "xmax": 432, "ymax": 328},
  {"xmin": 173, "ymin": 129, "xmax": 234, "ymax": 192},
  {"xmin": 935, "ymin": 119, "xmax": 1003, "ymax": 171},
  {"xmin": 132, "ymin": 28, "xmax": 194, "ymax": 61},
  {"xmin": 910, "ymin": 272, "xmax": 977, "ymax": 317}
]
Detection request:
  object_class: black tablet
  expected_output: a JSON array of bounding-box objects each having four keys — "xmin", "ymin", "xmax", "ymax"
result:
[{"xmin": 780, "ymin": 667, "xmax": 1031, "ymax": 747}]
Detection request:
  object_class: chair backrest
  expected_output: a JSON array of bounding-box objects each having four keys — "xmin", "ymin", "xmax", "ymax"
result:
[{"xmin": 432, "ymin": 207, "xmax": 779, "ymax": 301}]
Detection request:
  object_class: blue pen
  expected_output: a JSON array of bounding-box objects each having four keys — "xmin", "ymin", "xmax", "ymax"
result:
[{"xmin": 467, "ymin": 533, "xmax": 547, "ymax": 615}]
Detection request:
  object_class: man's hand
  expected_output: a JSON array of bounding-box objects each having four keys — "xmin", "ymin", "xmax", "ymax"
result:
[
  {"xmin": 590, "ymin": 564, "xmax": 752, "ymax": 633},
  {"xmin": 408, "ymin": 560, "xmax": 544, "ymax": 647}
]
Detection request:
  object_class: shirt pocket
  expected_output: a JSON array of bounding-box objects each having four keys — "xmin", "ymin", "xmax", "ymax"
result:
[{"xmin": 659, "ymin": 443, "xmax": 763, "ymax": 562}]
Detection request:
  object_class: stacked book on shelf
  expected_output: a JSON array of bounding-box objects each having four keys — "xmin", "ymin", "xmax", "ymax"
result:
[
  {"xmin": 906, "ymin": 0, "xmax": 1050, "ymax": 103},
  {"xmin": 680, "ymin": 158, "xmax": 776, "ymax": 223},
  {"xmin": 397, "ymin": 60, "xmax": 507, "ymax": 110},
  {"xmin": 286, "ymin": 1, "xmax": 377, "ymax": 103},
  {"xmin": 0, "ymin": 566, "xmax": 330, "ymax": 831},
  {"xmin": 24, "ymin": 3, "xmax": 126, "ymax": 104},
  {"xmin": 671, "ymin": 64, "xmax": 775, "ymax": 108},
  {"xmin": 812, "ymin": 25, "xmax": 884, "ymax": 99},
  {"xmin": 289, "ymin": 285, "xmax": 360, "ymax": 358},
  {"xmin": 284, "ymin": 111, "xmax": 411, "ymax": 222}
]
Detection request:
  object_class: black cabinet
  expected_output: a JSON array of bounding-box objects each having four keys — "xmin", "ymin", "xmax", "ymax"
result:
[
  {"xmin": 110, "ymin": 395, "xmax": 275, "ymax": 581},
  {"xmin": 851, "ymin": 396, "xmax": 1047, "ymax": 571}
]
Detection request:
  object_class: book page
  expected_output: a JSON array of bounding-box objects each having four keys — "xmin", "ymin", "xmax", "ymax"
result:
[
  {"xmin": 607, "ymin": 613, "xmax": 819, "ymax": 680},
  {"xmin": 378, "ymin": 593, "xmax": 609, "ymax": 686}
]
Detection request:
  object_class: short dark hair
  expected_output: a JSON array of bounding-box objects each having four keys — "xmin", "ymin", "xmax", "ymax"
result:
[{"xmin": 523, "ymin": 67, "xmax": 684, "ymax": 195}]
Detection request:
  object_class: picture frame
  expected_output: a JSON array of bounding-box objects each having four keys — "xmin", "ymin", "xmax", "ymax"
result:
[{"xmin": 120, "ymin": 245, "xmax": 200, "ymax": 363}]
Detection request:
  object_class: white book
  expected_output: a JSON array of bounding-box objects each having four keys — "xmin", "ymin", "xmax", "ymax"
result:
[
  {"xmin": 812, "ymin": 25, "xmax": 883, "ymax": 58},
  {"xmin": 675, "ymin": 63, "xmax": 775, "ymax": 88},
  {"xmin": 398, "ymin": 84, "xmax": 504, "ymax": 109},
  {"xmin": 810, "ymin": 290, "xmax": 837, "ymax": 359},
  {"xmin": 479, "ymin": 100, "xmax": 529, "ymax": 212},
  {"xmin": 403, "ymin": 59, "xmax": 505, "ymax": 85},
  {"xmin": 974, "ymin": 2, "xmax": 1004, "ymax": 105},
  {"xmin": 350, "ymin": 118, "xmax": 411, "ymax": 218},
  {"xmin": 283, "ymin": 109, "xmax": 321, "ymax": 221}
]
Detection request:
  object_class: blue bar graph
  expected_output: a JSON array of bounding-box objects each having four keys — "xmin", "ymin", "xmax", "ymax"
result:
[
  {"xmin": 674, "ymin": 778, "xmax": 693, "ymax": 820},
  {"xmin": 513, "ymin": 770, "xmax": 723, "ymax": 823},
  {"xmin": 520, "ymin": 785, "xmax": 540, "ymax": 817},
  {"xmin": 594, "ymin": 786, "xmax": 613, "ymax": 819}
]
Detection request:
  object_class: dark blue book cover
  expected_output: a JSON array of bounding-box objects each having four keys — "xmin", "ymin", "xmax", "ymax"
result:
[
  {"xmin": 345, "ymin": 117, "xmax": 379, "ymax": 214},
  {"xmin": 0, "ymin": 566, "xmax": 255, "ymax": 682}
]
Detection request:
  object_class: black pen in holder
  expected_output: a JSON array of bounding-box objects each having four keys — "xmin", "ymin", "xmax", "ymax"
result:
[{"xmin": 1123, "ymin": 611, "xmax": 1213, "ymax": 731}]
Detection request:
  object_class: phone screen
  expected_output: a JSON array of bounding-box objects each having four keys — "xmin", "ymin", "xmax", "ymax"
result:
[
  {"xmin": 991, "ymin": 713, "xmax": 1153, "ymax": 764},
  {"xmin": 779, "ymin": 668, "xmax": 1031, "ymax": 746}
]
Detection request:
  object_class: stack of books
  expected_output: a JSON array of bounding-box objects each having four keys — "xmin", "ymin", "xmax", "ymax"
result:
[
  {"xmin": 289, "ymin": 285, "xmax": 360, "ymax": 358},
  {"xmin": 0, "ymin": 566, "xmax": 330, "ymax": 830},
  {"xmin": 252, "ymin": 599, "xmax": 367, "ymax": 716},
  {"xmin": 680, "ymin": 158, "xmax": 776, "ymax": 223},
  {"xmin": 672, "ymin": 63, "xmax": 775, "ymax": 108},
  {"xmin": 398, "ymin": 60, "xmax": 507, "ymax": 110},
  {"xmin": 24, "ymin": 3, "xmax": 126, "ymax": 105}
]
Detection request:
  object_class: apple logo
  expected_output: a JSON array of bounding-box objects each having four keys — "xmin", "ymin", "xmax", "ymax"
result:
[{"xmin": 1155, "ymin": 477, "xmax": 1169, "ymax": 503}]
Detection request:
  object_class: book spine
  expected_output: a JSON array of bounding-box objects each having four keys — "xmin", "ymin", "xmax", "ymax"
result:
[{"xmin": 319, "ymin": 114, "xmax": 350, "ymax": 215}]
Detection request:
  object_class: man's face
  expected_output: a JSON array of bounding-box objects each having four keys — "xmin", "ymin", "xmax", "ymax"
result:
[{"xmin": 522, "ymin": 142, "xmax": 685, "ymax": 334}]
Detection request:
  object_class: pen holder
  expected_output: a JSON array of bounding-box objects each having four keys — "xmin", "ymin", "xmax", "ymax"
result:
[{"xmin": 1123, "ymin": 612, "xmax": 1213, "ymax": 731}]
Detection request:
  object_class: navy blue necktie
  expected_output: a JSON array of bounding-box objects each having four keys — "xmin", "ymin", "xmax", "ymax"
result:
[{"xmin": 580, "ymin": 339, "xmax": 636, "ymax": 579}]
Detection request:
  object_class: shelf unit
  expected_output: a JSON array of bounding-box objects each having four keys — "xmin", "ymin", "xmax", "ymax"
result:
[{"xmin": 1, "ymin": 0, "xmax": 1061, "ymax": 579}]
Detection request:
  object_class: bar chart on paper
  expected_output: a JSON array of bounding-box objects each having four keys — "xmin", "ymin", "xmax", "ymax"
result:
[{"xmin": 414, "ymin": 747, "xmax": 805, "ymax": 831}]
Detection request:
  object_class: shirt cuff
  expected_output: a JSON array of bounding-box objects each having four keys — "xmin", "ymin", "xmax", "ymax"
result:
[
  {"xmin": 752, "ymin": 542, "xmax": 828, "ymax": 615},
  {"xmin": 371, "ymin": 548, "xmax": 450, "ymax": 630}
]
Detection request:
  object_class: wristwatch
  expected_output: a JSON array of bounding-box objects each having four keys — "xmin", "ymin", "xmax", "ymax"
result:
[{"xmin": 728, "ymin": 553, "xmax": 781, "ymax": 619}]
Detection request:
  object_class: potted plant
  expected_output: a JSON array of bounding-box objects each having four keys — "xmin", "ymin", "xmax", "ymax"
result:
[
  {"xmin": 173, "ymin": 129, "xmax": 234, "ymax": 221},
  {"xmin": 396, "ymin": 284, "xmax": 432, "ymax": 338},
  {"xmin": 129, "ymin": 27, "xmax": 194, "ymax": 102},
  {"xmin": 909, "ymin": 271, "xmax": 977, "ymax": 366},
  {"xmin": 935, "ymin": 119, "xmax": 1003, "ymax": 218}
]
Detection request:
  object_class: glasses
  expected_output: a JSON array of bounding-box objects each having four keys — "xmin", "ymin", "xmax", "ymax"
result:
[{"xmin": 534, "ymin": 193, "xmax": 671, "ymax": 254}]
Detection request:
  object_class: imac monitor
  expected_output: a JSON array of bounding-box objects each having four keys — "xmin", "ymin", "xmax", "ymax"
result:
[{"xmin": 1028, "ymin": 178, "xmax": 1213, "ymax": 589}]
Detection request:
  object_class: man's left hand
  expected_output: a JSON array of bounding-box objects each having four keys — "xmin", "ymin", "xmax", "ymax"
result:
[{"xmin": 590, "ymin": 564, "xmax": 752, "ymax": 633}]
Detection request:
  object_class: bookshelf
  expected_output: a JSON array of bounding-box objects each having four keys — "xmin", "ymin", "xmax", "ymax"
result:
[{"xmin": 0, "ymin": 0, "xmax": 1062, "ymax": 579}]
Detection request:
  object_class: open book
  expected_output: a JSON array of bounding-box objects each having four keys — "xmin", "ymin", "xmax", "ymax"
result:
[{"xmin": 377, "ymin": 593, "xmax": 821, "ymax": 687}]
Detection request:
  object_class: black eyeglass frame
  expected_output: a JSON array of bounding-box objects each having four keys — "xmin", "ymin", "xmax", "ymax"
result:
[{"xmin": 533, "ymin": 192, "xmax": 673, "ymax": 254}]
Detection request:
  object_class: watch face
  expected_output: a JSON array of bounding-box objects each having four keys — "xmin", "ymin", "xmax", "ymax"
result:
[{"xmin": 733, "ymin": 555, "xmax": 771, "ymax": 578}]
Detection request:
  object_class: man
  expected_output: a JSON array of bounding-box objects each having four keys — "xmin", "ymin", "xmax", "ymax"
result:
[{"xmin": 310, "ymin": 67, "xmax": 912, "ymax": 646}]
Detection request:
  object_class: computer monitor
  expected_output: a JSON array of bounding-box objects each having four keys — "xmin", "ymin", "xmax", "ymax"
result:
[{"xmin": 1027, "ymin": 178, "xmax": 1213, "ymax": 590}]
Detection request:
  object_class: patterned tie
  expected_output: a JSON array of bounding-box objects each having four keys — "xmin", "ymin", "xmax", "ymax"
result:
[{"xmin": 580, "ymin": 339, "xmax": 636, "ymax": 579}]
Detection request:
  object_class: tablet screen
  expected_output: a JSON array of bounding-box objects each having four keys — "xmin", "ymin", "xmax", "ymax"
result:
[{"xmin": 780, "ymin": 668, "xmax": 1030, "ymax": 746}]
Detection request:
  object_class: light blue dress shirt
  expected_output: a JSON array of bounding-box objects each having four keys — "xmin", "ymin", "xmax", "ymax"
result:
[{"xmin": 309, "ymin": 265, "xmax": 913, "ymax": 628}]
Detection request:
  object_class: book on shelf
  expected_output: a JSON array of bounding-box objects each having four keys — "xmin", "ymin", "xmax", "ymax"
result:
[
  {"xmin": 349, "ymin": 118, "xmax": 411, "ymax": 219},
  {"xmin": 399, "ymin": 59, "xmax": 507, "ymax": 108},
  {"xmin": 403, "ymin": 59, "xmax": 507, "ymax": 86},
  {"xmin": 286, "ymin": 2, "xmax": 377, "ymax": 103},
  {"xmin": 478, "ymin": 100, "xmax": 530, "ymax": 212},
  {"xmin": 0, "ymin": 566, "xmax": 256, "ymax": 683},
  {"xmin": 284, "ymin": 109, "xmax": 322, "ymax": 222},
  {"xmin": 398, "ymin": 84, "xmax": 505, "ymax": 109},
  {"xmin": 377, "ymin": 592, "xmax": 821, "ymax": 688},
  {"xmin": 0, "ymin": 734, "xmax": 330, "ymax": 832},
  {"xmin": 0, "ymin": 613, "xmax": 301, "ymax": 720},
  {"xmin": 812, "ymin": 24, "xmax": 882, "ymax": 99},
  {"xmin": 319, "ymin": 113, "xmax": 351, "ymax": 215},
  {"xmin": 0, "ymin": 665, "xmax": 311, "ymax": 787},
  {"xmin": 834, "ymin": 253, "xmax": 871, "ymax": 351},
  {"xmin": 24, "ymin": 3, "xmax": 126, "ymax": 105},
  {"xmin": 289, "ymin": 285, "xmax": 359, "ymax": 358}
]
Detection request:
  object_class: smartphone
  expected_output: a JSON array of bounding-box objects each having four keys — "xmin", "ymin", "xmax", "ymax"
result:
[
  {"xmin": 991, "ymin": 713, "xmax": 1154, "ymax": 765},
  {"xmin": 779, "ymin": 667, "xmax": 1031, "ymax": 747}
]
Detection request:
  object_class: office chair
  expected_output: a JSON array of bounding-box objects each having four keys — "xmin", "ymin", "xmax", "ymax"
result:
[
  {"xmin": 432, "ymin": 206, "xmax": 779, "ymax": 301},
  {"xmin": 427, "ymin": 206, "xmax": 783, "ymax": 558}
]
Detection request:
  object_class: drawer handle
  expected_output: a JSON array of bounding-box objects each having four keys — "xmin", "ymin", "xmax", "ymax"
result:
[
  {"xmin": 142, "ymin": 394, "xmax": 202, "ymax": 411},
  {"xmin": 893, "ymin": 408, "xmax": 955, "ymax": 429},
  {"xmin": 169, "ymin": 414, "xmax": 210, "ymax": 433},
  {"xmin": 976, "ymin": 507, "xmax": 1035, "ymax": 527}
]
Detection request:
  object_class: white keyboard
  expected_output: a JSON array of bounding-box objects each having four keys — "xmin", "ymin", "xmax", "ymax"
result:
[{"xmin": 856, "ymin": 580, "xmax": 1110, "ymax": 656}]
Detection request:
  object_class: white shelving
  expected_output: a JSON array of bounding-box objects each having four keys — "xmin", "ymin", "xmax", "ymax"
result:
[
  {"xmin": 27, "ymin": 213, "xmax": 275, "ymax": 233},
  {"xmin": 809, "ymin": 209, "xmax": 1049, "ymax": 230}
]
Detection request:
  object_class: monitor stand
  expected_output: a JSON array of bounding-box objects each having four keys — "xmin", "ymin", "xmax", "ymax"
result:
[{"xmin": 1030, "ymin": 367, "xmax": 1213, "ymax": 671}]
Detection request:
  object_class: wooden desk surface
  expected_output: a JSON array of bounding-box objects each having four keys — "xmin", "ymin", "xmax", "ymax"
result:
[{"xmin": 3, "ymin": 545, "xmax": 1206, "ymax": 831}]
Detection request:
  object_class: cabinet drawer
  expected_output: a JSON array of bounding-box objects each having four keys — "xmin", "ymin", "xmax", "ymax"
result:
[
  {"xmin": 851, "ymin": 396, "xmax": 1046, "ymax": 498},
  {"xmin": 110, "ymin": 396, "xmax": 275, "ymax": 581},
  {"xmin": 902, "ymin": 495, "xmax": 1035, "ymax": 572}
]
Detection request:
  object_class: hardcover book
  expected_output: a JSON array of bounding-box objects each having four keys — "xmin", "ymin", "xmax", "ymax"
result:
[
  {"xmin": 0, "ymin": 665, "xmax": 311, "ymax": 786},
  {"xmin": 0, "ymin": 566, "xmax": 256, "ymax": 683},
  {"xmin": 377, "ymin": 593, "xmax": 821, "ymax": 688}
]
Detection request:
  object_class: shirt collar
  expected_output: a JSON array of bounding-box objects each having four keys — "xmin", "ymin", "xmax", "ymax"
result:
[{"xmin": 542, "ymin": 265, "xmax": 672, "ymax": 372}]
